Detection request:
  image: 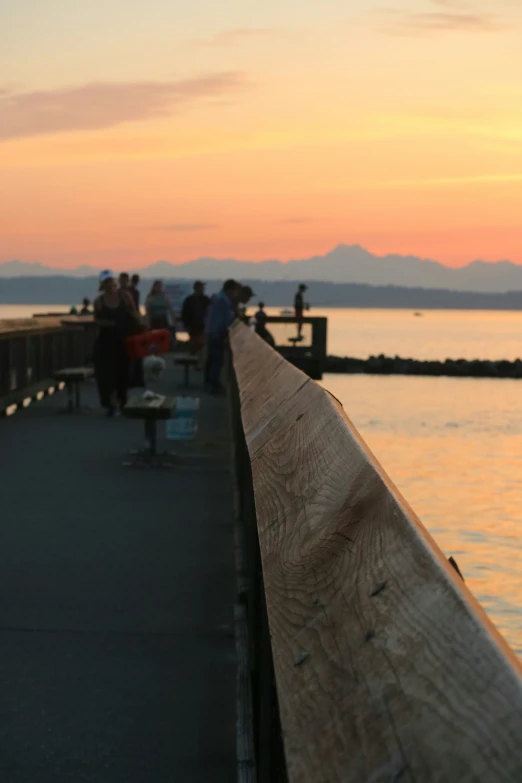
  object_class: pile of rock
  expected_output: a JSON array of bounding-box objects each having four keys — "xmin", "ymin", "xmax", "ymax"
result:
[{"xmin": 325, "ymin": 354, "xmax": 522, "ymax": 379}]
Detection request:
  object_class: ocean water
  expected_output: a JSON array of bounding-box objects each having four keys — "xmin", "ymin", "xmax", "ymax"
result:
[
  {"xmin": 309, "ymin": 307, "xmax": 522, "ymax": 361},
  {"xmin": 2, "ymin": 304, "xmax": 521, "ymax": 654},
  {"xmin": 0, "ymin": 305, "xmax": 71, "ymax": 319},
  {"xmin": 320, "ymin": 373, "xmax": 522, "ymax": 656}
]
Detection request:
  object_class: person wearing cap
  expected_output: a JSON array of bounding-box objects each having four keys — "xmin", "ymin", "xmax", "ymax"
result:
[
  {"xmin": 181, "ymin": 281, "xmax": 211, "ymax": 362},
  {"xmin": 204, "ymin": 279, "xmax": 240, "ymax": 393},
  {"xmin": 294, "ymin": 283, "xmax": 308, "ymax": 338},
  {"xmin": 93, "ymin": 270, "xmax": 143, "ymax": 416}
]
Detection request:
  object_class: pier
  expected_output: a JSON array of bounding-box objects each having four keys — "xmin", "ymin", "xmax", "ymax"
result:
[
  {"xmin": 1, "ymin": 317, "xmax": 522, "ymax": 781},
  {"xmin": 0, "ymin": 328, "xmax": 236, "ymax": 781}
]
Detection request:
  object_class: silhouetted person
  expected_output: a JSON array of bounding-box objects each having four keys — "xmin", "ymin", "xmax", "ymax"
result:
[
  {"xmin": 182, "ymin": 281, "xmax": 211, "ymax": 362},
  {"xmin": 294, "ymin": 284, "xmax": 308, "ymax": 338},
  {"xmin": 93, "ymin": 270, "xmax": 142, "ymax": 416},
  {"xmin": 80, "ymin": 298, "xmax": 91, "ymax": 316},
  {"xmin": 205, "ymin": 279, "xmax": 239, "ymax": 393},
  {"xmin": 237, "ymin": 285, "xmax": 255, "ymax": 322},
  {"xmin": 254, "ymin": 302, "xmax": 275, "ymax": 347},
  {"xmin": 119, "ymin": 272, "xmax": 130, "ymax": 292},
  {"xmin": 128, "ymin": 276, "xmax": 145, "ymax": 388},
  {"xmin": 145, "ymin": 280, "xmax": 174, "ymax": 331},
  {"xmin": 117, "ymin": 273, "xmax": 143, "ymax": 386},
  {"xmin": 130, "ymin": 274, "xmax": 140, "ymax": 310}
]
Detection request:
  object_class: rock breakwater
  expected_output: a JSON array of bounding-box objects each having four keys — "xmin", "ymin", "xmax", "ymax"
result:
[{"xmin": 325, "ymin": 355, "xmax": 522, "ymax": 379}]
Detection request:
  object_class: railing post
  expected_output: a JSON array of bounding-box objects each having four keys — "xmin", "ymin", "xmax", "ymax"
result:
[{"xmin": 229, "ymin": 347, "xmax": 288, "ymax": 782}]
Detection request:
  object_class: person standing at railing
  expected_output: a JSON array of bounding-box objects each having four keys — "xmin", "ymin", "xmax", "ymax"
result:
[
  {"xmin": 80, "ymin": 298, "xmax": 91, "ymax": 316},
  {"xmin": 93, "ymin": 270, "xmax": 143, "ymax": 416},
  {"xmin": 204, "ymin": 279, "xmax": 240, "ymax": 394},
  {"xmin": 181, "ymin": 281, "xmax": 211, "ymax": 365},
  {"xmin": 294, "ymin": 283, "xmax": 308, "ymax": 339},
  {"xmin": 254, "ymin": 302, "xmax": 275, "ymax": 347}
]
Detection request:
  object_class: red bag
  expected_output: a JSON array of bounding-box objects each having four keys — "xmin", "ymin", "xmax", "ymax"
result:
[{"xmin": 125, "ymin": 329, "xmax": 170, "ymax": 359}]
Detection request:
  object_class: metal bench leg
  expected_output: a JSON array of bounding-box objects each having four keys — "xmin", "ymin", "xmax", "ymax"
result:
[
  {"xmin": 144, "ymin": 419, "xmax": 157, "ymax": 456},
  {"xmin": 67, "ymin": 381, "xmax": 74, "ymax": 413},
  {"xmin": 74, "ymin": 380, "xmax": 81, "ymax": 410}
]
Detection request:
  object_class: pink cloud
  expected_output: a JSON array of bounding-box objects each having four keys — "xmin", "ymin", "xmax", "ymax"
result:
[{"xmin": 0, "ymin": 73, "xmax": 247, "ymax": 140}]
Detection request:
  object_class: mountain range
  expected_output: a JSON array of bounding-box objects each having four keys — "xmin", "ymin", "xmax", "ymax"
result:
[{"xmin": 2, "ymin": 245, "xmax": 522, "ymax": 293}]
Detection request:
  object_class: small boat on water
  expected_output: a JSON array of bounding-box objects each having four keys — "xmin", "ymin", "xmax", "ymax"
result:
[{"xmin": 280, "ymin": 308, "xmax": 293, "ymax": 315}]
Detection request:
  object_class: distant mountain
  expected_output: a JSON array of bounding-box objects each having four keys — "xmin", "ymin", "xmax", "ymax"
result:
[
  {"xmin": 0, "ymin": 260, "xmax": 100, "ymax": 278},
  {"xmin": 2, "ymin": 245, "xmax": 522, "ymax": 293}
]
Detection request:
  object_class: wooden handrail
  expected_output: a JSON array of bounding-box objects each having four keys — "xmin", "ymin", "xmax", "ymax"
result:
[{"xmin": 230, "ymin": 322, "xmax": 522, "ymax": 782}]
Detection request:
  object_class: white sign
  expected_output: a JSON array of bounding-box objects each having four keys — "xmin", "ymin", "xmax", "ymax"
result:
[{"xmin": 166, "ymin": 396, "xmax": 200, "ymax": 441}]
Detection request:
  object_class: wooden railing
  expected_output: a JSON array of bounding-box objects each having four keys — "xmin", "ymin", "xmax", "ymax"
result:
[
  {"xmin": 0, "ymin": 324, "xmax": 87, "ymax": 414},
  {"xmin": 229, "ymin": 322, "xmax": 522, "ymax": 782}
]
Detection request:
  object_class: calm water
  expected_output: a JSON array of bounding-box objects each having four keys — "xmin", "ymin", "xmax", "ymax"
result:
[
  {"xmin": 319, "ymin": 374, "xmax": 522, "ymax": 656},
  {"xmin": 2, "ymin": 304, "xmax": 521, "ymax": 653},
  {"xmin": 0, "ymin": 305, "xmax": 71, "ymax": 319},
  {"xmin": 292, "ymin": 307, "xmax": 522, "ymax": 361}
]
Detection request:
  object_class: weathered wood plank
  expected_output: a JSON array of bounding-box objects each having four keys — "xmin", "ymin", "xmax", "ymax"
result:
[{"xmin": 229, "ymin": 322, "xmax": 522, "ymax": 783}]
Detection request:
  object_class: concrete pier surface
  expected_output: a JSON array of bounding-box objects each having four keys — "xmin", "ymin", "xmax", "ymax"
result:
[{"xmin": 0, "ymin": 364, "xmax": 236, "ymax": 782}]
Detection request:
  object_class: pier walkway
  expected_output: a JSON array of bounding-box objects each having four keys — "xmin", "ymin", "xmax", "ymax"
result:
[{"xmin": 0, "ymin": 364, "xmax": 236, "ymax": 782}]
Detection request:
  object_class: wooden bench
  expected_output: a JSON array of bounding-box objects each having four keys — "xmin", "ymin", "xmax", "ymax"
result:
[
  {"xmin": 123, "ymin": 393, "xmax": 176, "ymax": 466},
  {"xmin": 173, "ymin": 353, "xmax": 199, "ymax": 388},
  {"xmin": 53, "ymin": 367, "xmax": 94, "ymax": 412}
]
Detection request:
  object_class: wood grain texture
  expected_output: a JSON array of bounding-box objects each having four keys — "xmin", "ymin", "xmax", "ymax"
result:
[{"xmin": 229, "ymin": 321, "xmax": 522, "ymax": 783}]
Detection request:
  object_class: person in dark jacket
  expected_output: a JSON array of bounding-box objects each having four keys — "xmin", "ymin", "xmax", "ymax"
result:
[
  {"xmin": 93, "ymin": 270, "xmax": 142, "ymax": 415},
  {"xmin": 130, "ymin": 274, "xmax": 140, "ymax": 310},
  {"xmin": 182, "ymin": 281, "xmax": 211, "ymax": 360},
  {"xmin": 204, "ymin": 279, "xmax": 239, "ymax": 393},
  {"xmin": 236, "ymin": 285, "xmax": 255, "ymax": 322}
]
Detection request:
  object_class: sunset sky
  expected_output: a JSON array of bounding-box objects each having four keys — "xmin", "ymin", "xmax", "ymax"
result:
[{"xmin": 2, "ymin": 0, "xmax": 521, "ymax": 269}]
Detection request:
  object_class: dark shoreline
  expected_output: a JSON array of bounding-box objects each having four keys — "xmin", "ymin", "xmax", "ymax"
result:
[{"xmin": 325, "ymin": 354, "xmax": 522, "ymax": 379}]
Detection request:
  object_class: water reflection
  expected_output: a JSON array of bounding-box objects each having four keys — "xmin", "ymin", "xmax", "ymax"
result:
[{"xmin": 320, "ymin": 373, "xmax": 522, "ymax": 656}]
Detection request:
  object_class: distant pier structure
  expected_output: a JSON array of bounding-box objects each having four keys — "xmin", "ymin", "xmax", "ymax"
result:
[{"xmin": 264, "ymin": 315, "xmax": 327, "ymax": 379}]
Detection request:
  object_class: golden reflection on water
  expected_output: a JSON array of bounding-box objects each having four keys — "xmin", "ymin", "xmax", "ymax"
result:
[{"xmin": 320, "ymin": 373, "xmax": 522, "ymax": 656}]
